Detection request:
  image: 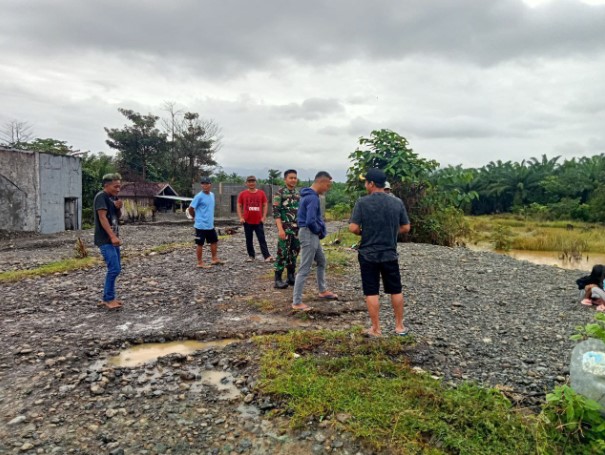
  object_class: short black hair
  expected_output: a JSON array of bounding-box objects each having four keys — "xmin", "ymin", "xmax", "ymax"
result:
[
  {"xmin": 314, "ymin": 171, "xmax": 332, "ymax": 182},
  {"xmin": 102, "ymin": 173, "xmax": 122, "ymax": 186},
  {"xmin": 284, "ymin": 169, "xmax": 297, "ymax": 178}
]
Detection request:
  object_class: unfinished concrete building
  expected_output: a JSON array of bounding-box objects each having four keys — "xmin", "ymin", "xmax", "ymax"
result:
[{"xmin": 0, "ymin": 146, "xmax": 82, "ymax": 234}]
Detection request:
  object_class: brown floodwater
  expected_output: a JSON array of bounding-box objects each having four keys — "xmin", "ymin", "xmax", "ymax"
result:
[
  {"xmin": 107, "ymin": 339, "xmax": 238, "ymax": 368},
  {"xmin": 468, "ymin": 245, "xmax": 605, "ymax": 271}
]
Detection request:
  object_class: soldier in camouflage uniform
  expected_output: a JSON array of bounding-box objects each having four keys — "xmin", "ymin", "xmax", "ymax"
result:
[{"xmin": 273, "ymin": 169, "xmax": 301, "ymax": 289}]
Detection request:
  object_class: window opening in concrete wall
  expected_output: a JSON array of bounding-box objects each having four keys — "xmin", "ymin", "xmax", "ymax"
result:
[{"xmin": 230, "ymin": 195, "xmax": 237, "ymax": 213}]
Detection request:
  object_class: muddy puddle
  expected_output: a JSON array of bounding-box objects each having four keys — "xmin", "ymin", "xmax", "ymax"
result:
[
  {"xmin": 196, "ymin": 370, "xmax": 242, "ymax": 400},
  {"xmin": 468, "ymin": 245, "xmax": 605, "ymax": 271},
  {"xmin": 108, "ymin": 339, "xmax": 239, "ymax": 368}
]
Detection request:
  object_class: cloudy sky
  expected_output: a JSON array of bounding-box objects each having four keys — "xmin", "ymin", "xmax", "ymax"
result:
[{"xmin": 2, "ymin": 0, "xmax": 605, "ymax": 181}]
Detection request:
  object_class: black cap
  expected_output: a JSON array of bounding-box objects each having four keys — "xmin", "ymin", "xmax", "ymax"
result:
[
  {"xmin": 364, "ymin": 168, "xmax": 387, "ymax": 186},
  {"xmin": 200, "ymin": 176, "xmax": 212, "ymax": 184}
]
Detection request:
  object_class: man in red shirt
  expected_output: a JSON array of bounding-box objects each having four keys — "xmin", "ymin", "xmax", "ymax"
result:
[{"xmin": 237, "ymin": 176, "xmax": 274, "ymax": 262}]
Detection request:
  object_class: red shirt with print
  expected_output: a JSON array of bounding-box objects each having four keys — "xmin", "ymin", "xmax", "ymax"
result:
[{"xmin": 237, "ymin": 190, "xmax": 267, "ymax": 224}]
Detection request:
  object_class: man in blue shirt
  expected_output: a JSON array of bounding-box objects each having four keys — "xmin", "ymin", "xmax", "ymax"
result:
[{"xmin": 187, "ymin": 177, "xmax": 223, "ymax": 268}]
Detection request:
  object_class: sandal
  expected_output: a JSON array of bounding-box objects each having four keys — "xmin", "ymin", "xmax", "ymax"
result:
[
  {"xmin": 197, "ymin": 264, "xmax": 212, "ymax": 269},
  {"xmin": 211, "ymin": 260, "xmax": 225, "ymax": 265},
  {"xmin": 362, "ymin": 328, "xmax": 382, "ymax": 338},
  {"xmin": 394, "ymin": 329, "xmax": 409, "ymax": 337}
]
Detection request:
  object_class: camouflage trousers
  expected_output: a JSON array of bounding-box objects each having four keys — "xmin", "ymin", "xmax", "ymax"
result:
[{"xmin": 274, "ymin": 229, "xmax": 300, "ymax": 272}]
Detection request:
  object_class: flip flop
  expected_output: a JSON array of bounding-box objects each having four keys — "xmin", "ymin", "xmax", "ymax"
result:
[
  {"xmin": 394, "ymin": 329, "xmax": 409, "ymax": 337},
  {"xmin": 211, "ymin": 260, "xmax": 225, "ymax": 265},
  {"xmin": 197, "ymin": 264, "xmax": 212, "ymax": 269},
  {"xmin": 362, "ymin": 328, "xmax": 382, "ymax": 338},
  {"xmin": 318, "ymin": 292, "xmax": 338, "ymax": 300}
]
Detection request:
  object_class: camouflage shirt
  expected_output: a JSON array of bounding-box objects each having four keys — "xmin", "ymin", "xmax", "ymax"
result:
[{"xmin": 273, "ymin": 186, "xmax": 300, "ymax": 229}]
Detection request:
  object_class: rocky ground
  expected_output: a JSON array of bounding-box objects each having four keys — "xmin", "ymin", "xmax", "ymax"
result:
[{"xmin": 0, "ymin": 222, "xmax": 595, "ymax": 454}]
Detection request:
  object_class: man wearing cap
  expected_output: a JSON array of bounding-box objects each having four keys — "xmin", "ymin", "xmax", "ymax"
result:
[
  {"xmin": 188, "ymin": 177, "xmax": 223, "ymax": 268},
  {"xmin": 349, "ymin": 168, "xmax": 411, "ymax": 337},
  {"xmin": 237, "ymin": 176, "xmax": 273, "ymax": 262},
  {"xmin": 384, "ymin": 181, "xmax": 394, "ymax": 195}
]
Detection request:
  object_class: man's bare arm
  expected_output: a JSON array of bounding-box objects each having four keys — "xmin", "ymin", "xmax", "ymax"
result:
[
  {"xmin": 349, "ymin": 223, "xmax": 361, "ymax": 235},
  {"xmin": 399, "ymin": 224, "xmax": 411, "ymax": 234}
]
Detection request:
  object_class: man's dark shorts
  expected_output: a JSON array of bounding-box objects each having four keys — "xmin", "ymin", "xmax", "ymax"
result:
[
  {"xmin": 358, "ymin": 255, "xmax": 402, "ymax": 296},
  {"xmin": 194, "ymin": 228, "xmax": 219, "ymax": 246}
]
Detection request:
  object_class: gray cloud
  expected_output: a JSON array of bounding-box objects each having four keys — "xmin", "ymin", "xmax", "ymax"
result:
[
  {"xmin": 2, "ymin": 1, "xmax": 605, "ymax": 77},
  {"xmin": 273, "ymin": 98, "xmax": 344, "ymax": 121}
]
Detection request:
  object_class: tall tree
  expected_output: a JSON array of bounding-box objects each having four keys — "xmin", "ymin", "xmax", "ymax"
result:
[
  {"xmin": 105, "ymin": 108, "xmax": 168, "ymax": 181},
  {"xmin": 81, "ymin": 152, "xmax": 116, "ymax": 209},
  {"xmin": 175, "ymin": 112, "xmax": 217, "ymax": 191}
]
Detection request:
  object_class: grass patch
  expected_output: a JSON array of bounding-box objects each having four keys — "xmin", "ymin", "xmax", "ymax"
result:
[
  {"xmin": 0, "ymin": 257, "xmax": 99, "ymax": 283},
  {"xmin": 255, "ymin": 328, "xmax": 574, "ymax": 454},
  {"xmin": 247, "ymin": 297, "xmax": 279, "ymax": 312},
  {"xmin": 146, "ymin": 242, "xmax": 191, "ymax": 254},
  {"xmin": 466, "ymin": 215, "xmax": 605, "ymax": 253},
  {"xmin": 323, "ymin": 247, "xmax": 355, "ymax": 274}
]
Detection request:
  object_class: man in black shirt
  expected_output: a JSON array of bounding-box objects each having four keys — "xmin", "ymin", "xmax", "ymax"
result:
[
  {"xmin": 93, "ymin": 173, "xmax": 123, "ymax": 310},
  {"xmin": 349, "ymin": 169, "xmax": 410, "ymax": 337}
]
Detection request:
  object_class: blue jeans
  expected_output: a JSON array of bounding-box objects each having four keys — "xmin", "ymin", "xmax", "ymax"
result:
[{"xmin": 99, "ymin": 244, "xmax": 121, "ymax": 302}]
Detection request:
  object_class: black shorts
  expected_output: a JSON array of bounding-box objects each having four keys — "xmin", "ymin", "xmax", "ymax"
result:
[
  {"xmin": 194, "ymin": 228, "xmax": 218, "ymax": 246},
  {"xmin": 358, "ymin": 255, "xmax": 402, "ymax": 296}
]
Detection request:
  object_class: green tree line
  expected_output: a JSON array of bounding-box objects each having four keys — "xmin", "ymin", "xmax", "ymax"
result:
[{"xmin": 434, "ymin": 155, "xmax": 605, "ymax": 222}]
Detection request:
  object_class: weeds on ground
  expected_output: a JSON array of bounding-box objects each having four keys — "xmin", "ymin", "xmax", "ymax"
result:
[
  {"xmin": 540, "ymin": 385, "xmax": 605, "ymax": 453},
  {"xmin": 490, "ymin": 224, "xmax": 514, "ymax": 250},
  {"xmin": 571, "ymin": 312, "xmax": 605, "ymax": 343},
  {"xmin": 74, "ymin": 237, "xmax": 88, "ymax": 258},
  {"xmin": 322, "ymin": 247, "xmax": 354, "ymax": 274},
  {"xmin": 0, "ymin": 257, "xmax": 99, "ymax": 283},
  {"xmin": 146, "ymin": 242, "xmax": 191, "ymax": 255},
  {"xmin": 255, "ymin": 328, "xmax": 564, "ymax": 454},
  {"xmin": 247, "ymin": 298, "xmax": 279, "ymax": 313}
]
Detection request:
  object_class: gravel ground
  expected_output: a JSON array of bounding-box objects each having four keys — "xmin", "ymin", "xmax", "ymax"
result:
[{"xmin": 0, "ymin": 221, "xmax": 595, "ymax": 454}]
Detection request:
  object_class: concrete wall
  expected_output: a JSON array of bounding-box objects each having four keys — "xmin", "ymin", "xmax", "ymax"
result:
[
  {"xmin": 38, "ymin": 153, "xmax": 82, "ymax": 234},
  {"xmin": 0, "ymin": 148, "xmax": 82, "ymax": 234},
  {"xmin": 0, "ymin": 149, "xmax": 38, "ymax": 232}
]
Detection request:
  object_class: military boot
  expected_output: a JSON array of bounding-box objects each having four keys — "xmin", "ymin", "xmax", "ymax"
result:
[
  {"xmin": 287, "ymin": 266, "xmax": 296, "ymax": 286},
  {"xmin": 274, "ymin": 271, "xmax": 288, "ymax": 289}
]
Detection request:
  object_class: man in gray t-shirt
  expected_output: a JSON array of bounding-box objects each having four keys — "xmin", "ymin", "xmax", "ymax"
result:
[{"xmin": 349, "ymin": 168, "xmax": 411, "ymax": 337}]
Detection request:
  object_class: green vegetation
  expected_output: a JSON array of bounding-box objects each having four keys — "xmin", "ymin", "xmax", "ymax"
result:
[
  {"xmin": 571, "ymin": 312, "xmax": 605, "ymax": 344},
  {"xmin": 146, "ymin": 242, "xmax": 191, "ymax": 255},
  {"xmin": 433, "ymin": 155, "xmax": 605, "ymax": 223},
  {"xmin": 256, "ymin": 329, "xmax": 602, "ymax": 454},
  {"xmin": 466, "ymin": 215, "xmax": 605, "ymax": 254},
  {"xmin": 246, "ymin": 297, "xmax": 279, "ymax": 312},
  {"xmin": 347, "ymin": 129, "xmax": 472, "ymax": 246},
  {"xmin": 0, "ymin": 257, "xmax": 99, "ymax": 283}
]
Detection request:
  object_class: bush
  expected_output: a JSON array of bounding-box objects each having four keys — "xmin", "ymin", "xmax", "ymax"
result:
[{"xmin": 82, "ymin": 208, "xmax": 94, "ymax": 225}]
